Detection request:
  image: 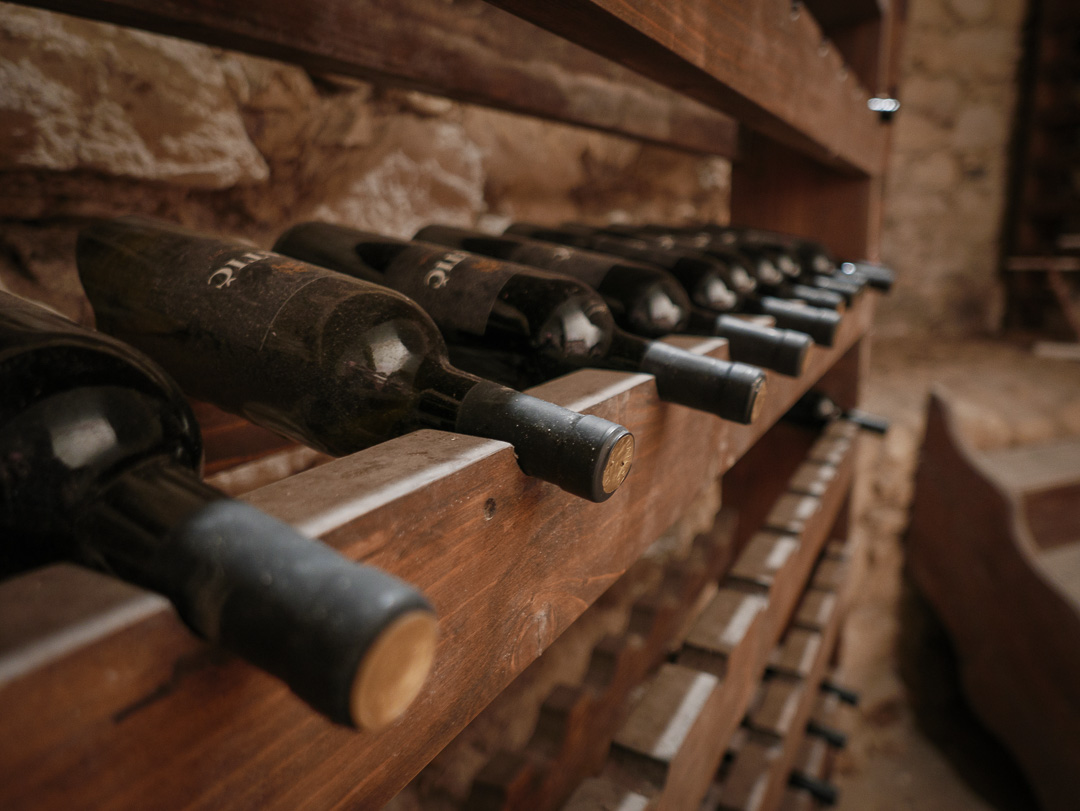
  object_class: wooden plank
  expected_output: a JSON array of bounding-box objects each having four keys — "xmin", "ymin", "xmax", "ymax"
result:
[
  {"xmin": 609, "ymin": 588, "xmax": 765, "ymax": 811},
  {"xmin": 464, "ymin": 518, "xmax": 735, "ymax": 811},
  {"xmin": 731, "ymin": 136, "xmax": 880, "ymax": 263},
  {"xmin": 715, "ymin": 541, "xmax": 851, "ymax": 811},
  {"xmin": 562, "ymin": 777, "xmax": 656, "ymax": 811},
  {"xmin": 591, "ymin": 427, "xmax": 858, "ymax": 811},
  {"xmin": 906, "ymin": 391, "xmax": 1080, "ymax": 811},
  {"xmin": 0, "ymin": 301, "xmax": 872, "ymax": 810},
  {"xmin": 12, "ymin": 0, "xmax": 738, "ymax": 158},
  {"xmin": 484, "ymin": 0, "xmax": 887, "ymax": 174}
]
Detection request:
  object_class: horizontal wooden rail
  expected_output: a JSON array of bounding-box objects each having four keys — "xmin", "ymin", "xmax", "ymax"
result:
[
  {"xmin": 483, "ymin": 0, "xmax": 888, "ymax": 174},
  {"xmin": 0, "ymin": 295, "xmax": 874, "ymax": 810},
  {"xmin": 11, "ymin": 0, "xmax": 737, "ymax": 158}
]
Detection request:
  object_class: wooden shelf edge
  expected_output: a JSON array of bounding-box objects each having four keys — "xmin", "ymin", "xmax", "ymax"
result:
[{"xmin": 0, "ymin": 296, "xmax": 874, "ymax": 811}]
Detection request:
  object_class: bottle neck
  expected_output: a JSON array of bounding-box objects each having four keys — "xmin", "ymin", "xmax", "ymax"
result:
[
  {"xmin": 411, "ymin": 357, "xmax": 485, "ymax": 433},
  {"xmin": 75, "ymin": 456, "xmax": 221, "ymax": 608},
  {"xmin": 603, "ymin": 326, "xmax": 652, "ymax": 371}
]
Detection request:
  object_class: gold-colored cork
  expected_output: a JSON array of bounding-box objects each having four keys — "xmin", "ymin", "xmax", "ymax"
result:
[
  {"xmin": 601, "ymin": 433, "xmax": 635, "ymax": 494},
  {"xmin": 350, "ymin": 610, "xmax": 439, "ymax": 730}
]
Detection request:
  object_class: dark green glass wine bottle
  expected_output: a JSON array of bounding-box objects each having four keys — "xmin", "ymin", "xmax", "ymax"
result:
[
  {"xmin": 418, "ymin": 224, "xmax": 809, "ymax": 378},
  {"xmin": 0, "ymin": 290, "xmax": 437, "ymax": 729},
  {"xmin": 414, "ymin": 224, "xmax": 692, "ymax": 338},
  {"xmin": 274, "ymin": 222, "xmax": 767, "ymax": 425},
  {"xmin": 77, "ymin": 218, "xmax": 635, "ymax": 504},
  {"xmin": 505, "ymin": 223, "xmax": 841, "ymax": 347}
]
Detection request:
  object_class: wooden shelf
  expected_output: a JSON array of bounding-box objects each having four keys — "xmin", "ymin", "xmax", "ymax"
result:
[
  {"xmin": 0, "ymin": 294, "xmax": 875, "ymax": 810},
  {"xmin": 552, "ymin": 424, "xmax": 858, "ymax": 811},
  {"xmin": 483, "ymin": 0, "xmax": 889, "ymax": 174}
]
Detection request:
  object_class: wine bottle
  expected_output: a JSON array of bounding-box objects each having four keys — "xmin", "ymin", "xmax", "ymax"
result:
[
  {"xmin": 581, "ymin": 222, "xmax": 792, "ymax": 286},
  {"xmin": 505, "ymin": 223, "xmax": 841, "ymax": 346},
  {"xmin": 502, "ymin": 223, "xmax": 753, "ymax": 305},
  {"xmin": 839, "ymin": 260, "xmax": 894, "ymax": 292},
  {"xmin": 0, "ymin": 290, "xmax": 436, "ymax": 729},
  {"xmin": 647, "ymin": 223, "xmax": 894, "ymax": 293},
  {"xmin": 785, "ymin": 391, "xmax": 889, "ymax": 434},
  {"xmin": 820, "ymin": 679, "xmax": 860, "ymax": 705},
  {"xmin": 411, "ymin": 226, "xmax": 807, "ymax": 378},
  {"xmin": 413, "ymin": 224, "xmax": 692, "ymax": 338},
  {"xmin": 708, "ymin": 315, "xmax": 811, "ymax": 377},
  {"xmin": 77, "ymin": 218, "xmax": 635, "ymax": 504},
  {"xmin": 274, "ymin": 222, "xmax": 767, "ymax": 425},
  {"xmin": 805, "ymin": 719, "xmax": 848, "ymax": 749},
  {"xmin": 415, "ymin": 225, "xmax": 817, "ymax": 377},
  {"xmin": 789, "ymin": 771, "xmax": 839, "ymax": 805},
  {"xmin": 765, "ymin": 280, "xmax": 847, "ymax": 312}
]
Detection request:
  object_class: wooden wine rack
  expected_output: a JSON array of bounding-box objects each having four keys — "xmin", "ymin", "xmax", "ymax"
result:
[{"xmin": 0, "ymin": 1, "xmax": 902, "ymax": 808}]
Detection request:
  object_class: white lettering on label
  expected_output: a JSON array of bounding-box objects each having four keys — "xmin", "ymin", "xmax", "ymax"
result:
[
  {"xmin": 208, "ymin": 251, "xmax": 273, "ymax": 288},
  {"xmin": 423, "ymin": 251, "xmax": 470, "ymax": 289}
]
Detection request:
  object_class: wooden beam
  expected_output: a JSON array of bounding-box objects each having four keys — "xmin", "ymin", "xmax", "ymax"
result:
[
  {"xmin": 483, "ymin": 0, "xmax": 888, "ymax": 174},
  {"xmin": 11, "ymin": 0, "xmax": 738, "ymax": 158}
]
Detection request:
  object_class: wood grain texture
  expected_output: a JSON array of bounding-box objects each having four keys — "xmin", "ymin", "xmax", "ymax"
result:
[
  {"xmin": 575, "ymin": 425, "xmax": 858, "ymax": 811},
  {"xmin": 906, "ymin": 391, "xmax": 1080, "ymax": 811},
  {"xmin": 465, "ymin": 519, "xmax": 734, "ymax": 811},
  {"xmin": 484, "ymin": 0, "xmax": 888, "ymax": 174},
  {"xmin": 11, "ymin": 0, "xmax": 738, "ymax": 158},
  {"xmin": 715, "ymin": 539, "xmax": 852, "ymax": 811},
  {"xmin": 731, "ymin": 136, "xmax": 880, "ymax": 263}
]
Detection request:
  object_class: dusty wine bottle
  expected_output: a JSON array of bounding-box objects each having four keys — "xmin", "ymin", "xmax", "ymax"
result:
[
  {"xmin": 414, "ymin": 224, "xmax": 693, "ymax": 338},
  {"xmin": 505, "ymin": 223, "xmax": 842, "ymax": 345},
  {"xmin": 275, "ymin": 222, "xmax": 767, "ymax": 425},
  {"xmin": 414, "ymin": 226, "xmax": 809, "ymax": 377},
  {"xmin": 78, "ymin": 218, "xmax": 635, "ymax": 504},
  {"xmin": 785, "ymin": 391, "xmax": 889, "ymax": 434},
  {"xmin": 708, "ymin": 315, "xmax": 811, "ymax": 377},
  {"xmin": 664, "ymin": 223, "xmax": 894, "ymax": 292},
  {"xmin": 0, "ymin": 290, "xmax": 437, "ymax": 729},
  {"xmin": 503, "ymin": 222, "xmax": 752, "ymax": 305}
]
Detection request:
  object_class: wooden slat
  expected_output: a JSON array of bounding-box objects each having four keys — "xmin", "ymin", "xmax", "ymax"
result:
[
  {"xmin": 578, "ymin": 423, "xmax": 858, "ymax": 811},
  {"xmin": 484, "ymin": 0, "xmax": 888, "ymax": 174},
  {"xmin": 0, "ymin": 298, "xmax": 873, "ymax": 810},
  {"xmin": 464, "ymin": 519, "xmax": 734, "ymax": 811},
  {"xmin": 715, "ymin": 543, "xmax": 851, "ymax": 811},
  {"xmin": 12, "ymin": 0, "xmax": 737, "ymax": 158}
]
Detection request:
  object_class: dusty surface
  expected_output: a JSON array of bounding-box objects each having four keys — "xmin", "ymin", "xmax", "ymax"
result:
[{"xmin": 834, "ymin": 335, "xmax": 1080, "ymax": 811}]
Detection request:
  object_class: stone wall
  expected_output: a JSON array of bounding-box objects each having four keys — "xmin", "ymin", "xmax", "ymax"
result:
[
  {"xmin": 0, "ymin": 4, "xmax": 731, "ymax": 325},
  {"xmin": 878, "ymin": 0, "xmax": 1026, "ymax": 336}
]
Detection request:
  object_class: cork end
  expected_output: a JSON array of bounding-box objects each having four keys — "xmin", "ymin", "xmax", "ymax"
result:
[
  {"xmin": 749, "ymin": 377, "xmax": 768, "ymax": 423},
  {"xmin": 601, "ymin": 432, "xmax": 636, "ymax": 494},
  {"xmin": 350, "ymin": 610, "xmax": 439, "ymax": 730}
]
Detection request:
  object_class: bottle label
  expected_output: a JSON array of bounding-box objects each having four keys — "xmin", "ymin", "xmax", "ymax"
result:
[
  {"xmin": 382, "ymin": 249, "xmax": 518, "ymax": 335},
  {"xmin": 504, "ymin": 244, "xmax": 610, "ymax": 288}
]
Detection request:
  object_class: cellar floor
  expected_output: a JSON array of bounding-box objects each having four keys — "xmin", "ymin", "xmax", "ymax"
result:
[{"xmin": 834, "ymin": 335, "xmax": 1080, "ymax": 811}]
